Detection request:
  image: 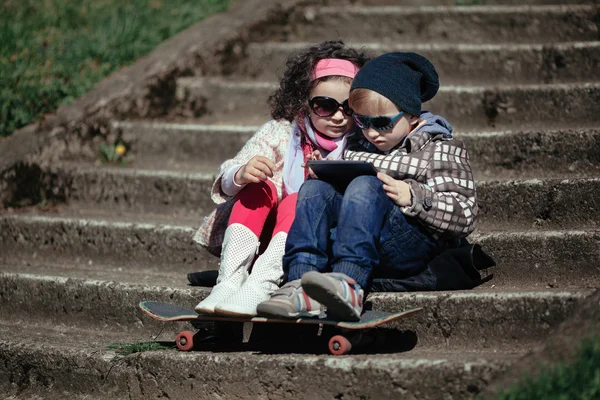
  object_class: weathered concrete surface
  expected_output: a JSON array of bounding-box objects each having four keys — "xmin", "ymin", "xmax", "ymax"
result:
[
  {"xmin": 2, "ymin": 212, "xmax": 600, "ymax": 288},
  {"xmin": 233, "ymin": 41, "xmax": 600, "ymax": 84},
  {"xmin": 0, "ymin": 272, "xmax": 591, "ymax": 351},
  {"xmin": 0, "ymin": 0, "xmax": 313, "ymax": 206},
  {"xmin": 253, "ymin": 5, "xmax": 600, "ymax": 44},
  {"xmin": 459, "ymin": 128, "xmax": 600, "ymax": 179},
  {"xmin": 330, "ymin": 0, "xmax": 599, "ymax": 4},
  {"xmin": 111, "ymin": 121, "xmax": 254, "ymax": 170},
  {"xmin": 27, "ymin": 167, "xmax": 600, "ymax": 229},
  {"xmin": 0, "ymin": 319, "xmax": 519, "ymax": 400},
  {"xmin": 472, "ymin": 230, "xmax": 600, "ymax": 288},
  {"xmin": 0, "ymin": 273, "xmax": 202, "ymax": 334},
  {"xmin": 175, "ymin": 78, "xmax": 600, "ymax": 130},
  {"xmin": 111, "ymin": 122, "xmax": 600, "ymax": 179},
  {"xmin": 123, "ymin": 350, "xmax": 514, "ymax": 400},
  {"xmin": 366, "ymin": 290, "xmax": 591, "ymax": 350},
  {"xmin": 0, "ymin": 213, "xmax": 215, "ymax": 270},
  {"xmin": 51, "ymin": 164, "xmax": 216, "ymax": 217},
  {"xmin": 476, "ymin": 178, "xmax": 600, "ymax": 229},
  {"xmin": 481, "ymin": 289, "xmax": 600, "ymax": 397},
  {"xmin": 0, "ymin": 322, "xmax": 134, "ymax": 400}
]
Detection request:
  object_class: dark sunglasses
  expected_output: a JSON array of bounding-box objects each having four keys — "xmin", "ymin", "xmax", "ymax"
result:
[
  {"xmin": 352, "ymin": 111, "xmax": 405, "ymax": 131},
  {"xmin": 309, "ymin": 96, "xmax": 353, "ymax": 117}
]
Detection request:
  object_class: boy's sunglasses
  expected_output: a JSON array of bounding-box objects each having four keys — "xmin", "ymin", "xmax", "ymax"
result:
[
  {"xmin": 353, "ymin": 111, "xmax": 405, "ymax": 131},
  {"xmin": 309, "ymin": 96, "xmax": 353, "ymax": 117}
]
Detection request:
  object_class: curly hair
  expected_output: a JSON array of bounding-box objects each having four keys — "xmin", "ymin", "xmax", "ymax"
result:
[{"xmin": 268, "ymin": 40, "xmax": 371, "ymax": 123}]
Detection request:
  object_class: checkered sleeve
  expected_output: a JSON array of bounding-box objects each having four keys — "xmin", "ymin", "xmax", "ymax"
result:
[
  {"xmin": 402, "ymin": 141, "xmax": 478, "ymax": 238},
  {"xmin": 345, "ymin": 139, "xmax": 429, "ymax": 180}
]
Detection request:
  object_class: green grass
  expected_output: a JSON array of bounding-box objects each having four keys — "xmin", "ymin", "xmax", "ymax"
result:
[
  {"xmin": 492, "ymin": 336, "xmax": 600, "ymax": 400},
  {"xmin": 107, "ymin": 341, "xmax": 175, "ymax": 360},
  {"xmin": 0, "ymin": 0, "xmax": 232, "ymax": 137}
]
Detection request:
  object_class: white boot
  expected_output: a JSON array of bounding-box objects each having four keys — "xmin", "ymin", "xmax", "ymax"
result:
[
  {"xmin": 215, "ymin": 231, "xmax": 287, "ymax": 316},
  {"xmin": 195, "ymin": 223, "xmax": 259, "ymax": 314}
]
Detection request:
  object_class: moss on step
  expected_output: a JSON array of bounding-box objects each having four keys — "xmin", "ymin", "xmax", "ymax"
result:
[{"xmin": 107, "ymin": 341, "xmax": 175, "ymax": 361}]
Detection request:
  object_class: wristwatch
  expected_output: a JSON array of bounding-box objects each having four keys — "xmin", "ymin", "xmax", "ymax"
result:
[{"xmin": 423, "ymin": 196, "xmax": 433, "ymax": 211}]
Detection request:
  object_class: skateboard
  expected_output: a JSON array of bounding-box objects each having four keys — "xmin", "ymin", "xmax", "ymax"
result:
[{"xmin": 139, "ymin": 301, "xmax": 423, "ymax": 355}]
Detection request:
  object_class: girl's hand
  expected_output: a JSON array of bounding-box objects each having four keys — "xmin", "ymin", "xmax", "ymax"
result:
[
  {"xmin": 235, "ymin": 156, "xmax": 275, "ymax": 185},
  {"xmin": 302, "ymin": 150, "xmax": 324, "ymax": 178},
  {"xmin": 377, "ymin": 172, "xmax": 412, "ymax": 207}
]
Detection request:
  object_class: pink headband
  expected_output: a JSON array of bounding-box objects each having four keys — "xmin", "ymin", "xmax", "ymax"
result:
[{"xmin": 311, "ymin": 59, "xmax": 359, "ymax": 81}]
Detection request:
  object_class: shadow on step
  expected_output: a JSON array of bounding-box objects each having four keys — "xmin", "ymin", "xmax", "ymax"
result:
[{"xmin": 174, "ymin": 321, "xmax": 419, "ymax": 355}]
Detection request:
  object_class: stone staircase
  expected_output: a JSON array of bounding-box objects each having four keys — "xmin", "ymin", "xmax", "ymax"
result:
[{"xmin": 1, "ymin": 0, "xmax": 599, "ymax": 398}]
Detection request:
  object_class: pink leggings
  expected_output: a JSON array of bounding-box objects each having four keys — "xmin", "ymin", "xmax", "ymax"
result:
[{"xmin": 228, "ymin": 181, "xmax": 297, "ymax": 241}]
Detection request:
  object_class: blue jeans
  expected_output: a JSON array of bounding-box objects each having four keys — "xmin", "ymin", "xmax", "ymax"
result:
[{"xmin": 283, "ymin": 176, "xmax": 437, "ymax": 288}]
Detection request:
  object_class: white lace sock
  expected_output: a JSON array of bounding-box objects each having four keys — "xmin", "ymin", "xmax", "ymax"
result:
[{"xmin": 195, "ymin": 223, "xmax": 259, "ymax": 314}]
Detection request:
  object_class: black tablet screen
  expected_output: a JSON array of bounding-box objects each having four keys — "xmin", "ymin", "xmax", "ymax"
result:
[{"xmin": 307, "ymin": 160, "xmax": 377, "ymax": 191}]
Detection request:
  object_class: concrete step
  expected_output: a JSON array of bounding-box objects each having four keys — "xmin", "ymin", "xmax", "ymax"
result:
[
  {"xmin": 0, "ymin": 212, "xmax": 214, "ymax": 272},
  {"xmin": 52, "ymin": 163, "xmax": 216, "ymax": 217},
  {"xmin": 459, "ymin": 128, "xmax": 600, "ymax": 179},
  {"xmin": 0, "ymin": 271, "xmax": 591, "ymax": 351},
  {"xmin": 113, "ymin": 121, "xmax": 600, "ymax": 179},
  {"xmin": 232, "ymin": 41, "xmax": 600, "ymax": 85},
  {"xmin": 476, "ymin": 178, "xmax": 600, "ymax": 230},
  {"xmin": 35, "ymin": 163, "xmax": 600, "ymax": 230},
  {"xmin": 174, "ymin": 78, "xmax": 600, "ymax": 131},
  {"xmin": 470, "ymin": 229, "xmax": 600, "ymax": 288},
  {"xmin": 0, "ymin": 321, "xmax": 135, "ymax": 399},
  {"xmin": 113, "ymin": 121, "xmax": 254, "ymax": 171},
  {"xmin": 0, "ymin": 319, "xmax": 520, "ymax": 400},
  {"xmin": 325, "ymin": 0, "xmax": 600, "ymax": 7},
  {"xmin": 2, "ymin": 212, "xmax": 600, "ymax": 288},
  {"xmin": 254, "ymin": 5, "xmax": 600, "ymax": 45}
]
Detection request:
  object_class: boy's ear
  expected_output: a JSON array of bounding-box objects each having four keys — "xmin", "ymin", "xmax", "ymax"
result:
[{"xmin": 409, "ymin": 114, "xmax": 420, "ymax": 126}]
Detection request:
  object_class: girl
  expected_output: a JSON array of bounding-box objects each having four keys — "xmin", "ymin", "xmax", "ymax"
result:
[{"xmin": 192, "ymin": 41, "xmax": 370, "ymax": 317}]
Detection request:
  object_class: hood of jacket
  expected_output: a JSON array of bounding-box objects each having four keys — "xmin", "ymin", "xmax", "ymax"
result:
[{"xmin": 410, "ymin": 111, "xmax": 453, "ymax": 139}]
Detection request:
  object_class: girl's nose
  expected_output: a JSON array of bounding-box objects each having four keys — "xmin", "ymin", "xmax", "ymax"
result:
[{"xmin": 330, "ymin": 107, "xmax": 345, "ymax": 121}]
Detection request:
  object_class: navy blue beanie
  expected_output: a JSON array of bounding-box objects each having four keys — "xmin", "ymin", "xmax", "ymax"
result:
[{"xmin": 350, "ymin": 52, "xmax": 439, "ymax": 116}]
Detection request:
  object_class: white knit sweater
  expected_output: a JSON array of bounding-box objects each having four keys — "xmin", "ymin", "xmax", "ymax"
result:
[{"xmin": 193, "ymin": 119, "xmax": 294, "ymax": 250}]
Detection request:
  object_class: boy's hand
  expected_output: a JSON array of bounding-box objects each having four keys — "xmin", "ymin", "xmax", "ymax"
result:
[
  {"xmin": 377, "ymin": 172, "xmax": 412, "ymax": 207},
  {"xmin": 236, "ymin": 156, "xmax": 275, "ymax": 184}
]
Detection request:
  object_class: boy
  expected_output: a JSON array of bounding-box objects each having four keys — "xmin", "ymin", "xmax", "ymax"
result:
[{"xmin": 257, "ymin": 52, "xmax": 477, "ymax": 321}]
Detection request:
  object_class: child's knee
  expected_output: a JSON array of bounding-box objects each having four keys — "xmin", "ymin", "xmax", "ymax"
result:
[
  {"xmin": 239, "ymin": 180, "xmax": 278, "ymax": 208},
  {"xmin": 345, "ymin": 175, "xmax": 384, "ymax": 200},
  {"xmin": 298, "ymin": 179, "xmax": 336, "ymax": 200}
]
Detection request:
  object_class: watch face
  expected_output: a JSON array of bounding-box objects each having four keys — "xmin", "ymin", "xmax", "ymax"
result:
[{"xmin": 424, "ymin": 197, "xmax": 433, "ymax": 210}]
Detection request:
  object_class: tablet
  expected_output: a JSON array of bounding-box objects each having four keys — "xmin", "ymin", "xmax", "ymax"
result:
[{"xmin": 307, "ymin": 160, "xmax": 378, "ymax": 191}]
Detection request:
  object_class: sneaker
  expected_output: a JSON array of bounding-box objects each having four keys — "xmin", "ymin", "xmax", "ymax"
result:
[
  {"xmin": 301, "ymin": 272, "xmax": 363, "ymax": 322},
  {"xmin": 256, "ymin": 279, "xmax": 323, "ymax": 319}
]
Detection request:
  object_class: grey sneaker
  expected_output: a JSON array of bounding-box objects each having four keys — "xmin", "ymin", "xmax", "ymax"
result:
[
  {"xmin": 301, "ymin": 272, "xmax": 364, "ymax": 322},
  {"xmin": 256, "ymin": 279, "xmax": 323, "ymax": 319}
]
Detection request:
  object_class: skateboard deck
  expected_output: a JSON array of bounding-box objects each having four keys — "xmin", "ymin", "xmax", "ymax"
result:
[{"xmin": 139, "ymin": 301, "xmax": 423, "ymax": 355}]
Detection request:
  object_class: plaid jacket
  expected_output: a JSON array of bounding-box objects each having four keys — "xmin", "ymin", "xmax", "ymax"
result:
[{"xmin": 344, "ymin": 112, "xmax": 477, "ymax": 239}]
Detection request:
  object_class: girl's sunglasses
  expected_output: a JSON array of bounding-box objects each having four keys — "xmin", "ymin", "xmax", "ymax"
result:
[
  {"xmin": 309, "ymin": 96, "xmax": 353, "ymax": 117},
  {"xmin": 353, "ymin": 111, "xmax": 405, "ymax": 131}
]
